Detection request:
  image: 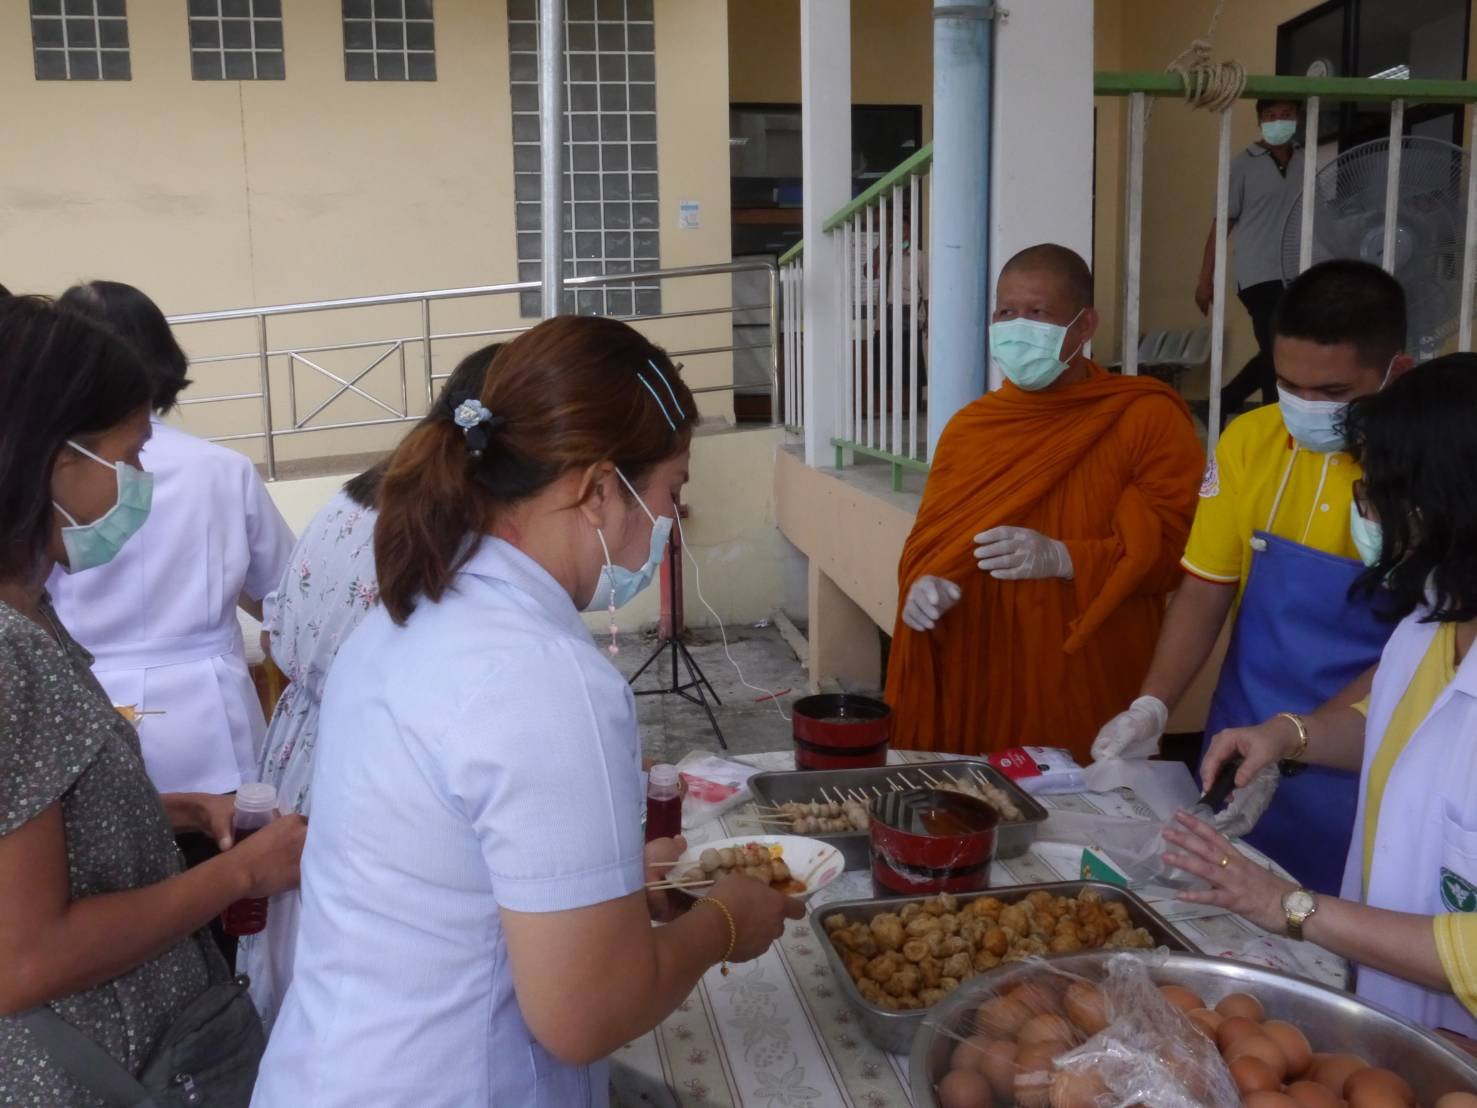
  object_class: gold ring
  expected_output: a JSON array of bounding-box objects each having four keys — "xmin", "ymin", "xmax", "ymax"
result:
[{"xmin": 1218, "ymin": 856, "xmax": 1230, "ymax": 868}]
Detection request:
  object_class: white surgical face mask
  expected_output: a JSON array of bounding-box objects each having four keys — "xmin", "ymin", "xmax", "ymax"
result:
[
  {"xmin": 1278, "ymin": 357, "xmax": 1396, "ymax": 454},
  {"xmin": 584, "ymin": 470, "xmax": 674, "ymax": 614},
  {"xmin": 1349, "ymin": 503, "xmax": 1383, "ymax": 567}
]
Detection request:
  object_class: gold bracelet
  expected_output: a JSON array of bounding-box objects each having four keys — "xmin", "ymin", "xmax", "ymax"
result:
[
  {"xmin": 1277, "ymin": 712, "xmax": 1309, "ymax": 762},
  {"xmin": 695, "ymin": 896, "xmax": 736, "ymax": 976}
]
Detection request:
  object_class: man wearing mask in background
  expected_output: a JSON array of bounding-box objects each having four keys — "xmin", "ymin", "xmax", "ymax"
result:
[
  {"xmin": 1094, "ymin": 260, "xmax": 1412, "ymax": 896},
  {"xmin": 886, "ymin": 244, "xmax": 1202, "ymax": 761},
  {"xmin": 1196, "ymin": 98, "xmax": 1304, "ymax": 423}
]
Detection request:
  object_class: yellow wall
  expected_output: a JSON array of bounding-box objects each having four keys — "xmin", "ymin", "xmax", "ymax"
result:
[
  {"xmin": 0, "ymin": 0, "xmax": 737, "ymax": 464},
  {"xmin": 728, "ymin": 0, "xmax": 934, "ymax": 142}
]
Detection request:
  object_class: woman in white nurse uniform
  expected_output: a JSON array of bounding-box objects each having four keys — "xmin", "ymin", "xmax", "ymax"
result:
[
  {"xmin": 251, "ymin": 317, "xmax": 801, "ymax": 1107},
  {"xmin": 48, "ymin": 281, "xmax": 294, "ymax": 803},
  {"xmin": 1167, "ymin": 355, "xmax": 1477, "ymax": 1040}
]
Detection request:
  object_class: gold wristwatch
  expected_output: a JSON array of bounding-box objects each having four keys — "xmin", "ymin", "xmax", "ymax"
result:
[{"xmin": 1283, "ymin": 888, "xmax": 1318, "ymax": 941}]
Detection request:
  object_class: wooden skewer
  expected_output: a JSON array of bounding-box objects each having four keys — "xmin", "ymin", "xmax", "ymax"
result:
[
  {"xmin": 646, "ymin": 876, "xmax": 716, "ymax": 892},
  {"xmin": 918, "ymin": 768, "xmax": 942, "ymax": 786}
]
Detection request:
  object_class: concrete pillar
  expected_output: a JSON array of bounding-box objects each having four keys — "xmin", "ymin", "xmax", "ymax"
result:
[
  {"xmin": 987, "ymin": 0, "xmax": 1095, "ymax": 386},
  {"xmin": 808, "ymin": 562, "xmax": 882, "ymax": 693},
  {"xmin": 928, "ymin": 0, "xmax": 993, "ymax": 444},
  {"xmin": 799, "ymin": 0, "xmax": 851, "ymax": 468}
]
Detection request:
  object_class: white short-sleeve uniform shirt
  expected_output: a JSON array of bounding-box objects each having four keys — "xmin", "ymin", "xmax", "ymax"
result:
[{"xmin": 251, "ymin": 538, "xmax": 645, "ymax": 1108}]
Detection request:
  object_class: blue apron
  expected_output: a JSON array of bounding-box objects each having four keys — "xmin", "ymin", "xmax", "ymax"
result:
[{"xmin": 1202, "ymin": 530, "xmax": 1393, "ymax": 895}]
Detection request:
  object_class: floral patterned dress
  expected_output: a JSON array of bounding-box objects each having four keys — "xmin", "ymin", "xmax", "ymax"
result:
[{"xmin": 239, "ymin": 489, "xmax": 379, "ymax": 1032}]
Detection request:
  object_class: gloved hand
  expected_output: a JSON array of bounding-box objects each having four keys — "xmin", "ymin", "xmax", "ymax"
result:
[
  {"xmin": 973, "ymin": 526, "xmax": 1074, "ymax": 581},
  {"xmin": 1211, "ymin": 763, "xmax": 1280, "ymax": 838},
  {"xmin": 1091, "ymin": 696, "xmax": 1169, "ymax": 761},
  {"xmin": 901, "ymin": 576, "xmax": 962, "ymax": 632}
]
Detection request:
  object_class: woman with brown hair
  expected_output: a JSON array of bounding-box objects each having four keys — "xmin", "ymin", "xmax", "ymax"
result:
[{"xmin": 252, "ymin": 316, "xmax": 801, "ymax": 1106}]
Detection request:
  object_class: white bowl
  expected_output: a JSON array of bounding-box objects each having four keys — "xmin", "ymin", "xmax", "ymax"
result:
[{"xmin": 670, "ymin": 835, "xmax": 844, "ymax": 901}]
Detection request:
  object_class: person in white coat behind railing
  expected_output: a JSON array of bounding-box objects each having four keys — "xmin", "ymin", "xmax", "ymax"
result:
[
  {"xmin": 1162, "ymin": 355, "xmax": 1477, "ymax": 1041},
  {"xmin": 47, "ymin": 281, "xmax": 294, "ymax": 962}
]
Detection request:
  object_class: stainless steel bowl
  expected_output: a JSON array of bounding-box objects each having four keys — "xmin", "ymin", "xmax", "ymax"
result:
[
  {"xmin": 810, "ymin": 882, "xmax": 1194, "ymax": 1054},
  {"xmin": 749, "ymin": 759, "xmax": 1047, "ymax": 871},
  {"xmin": 908, "ymin": 951, "xmax": 1477, "ymax": 1106}
]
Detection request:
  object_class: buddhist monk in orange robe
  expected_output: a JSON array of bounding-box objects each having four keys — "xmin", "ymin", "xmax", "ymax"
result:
[{"xmin": 884, "ymin": 244, "xmax": 1203, "ymax": 760}]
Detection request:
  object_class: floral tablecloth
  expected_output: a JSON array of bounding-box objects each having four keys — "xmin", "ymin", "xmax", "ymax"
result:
[{"xmin": 610, "ymin": 751, "xmax": 1347, "ymax": 1108}]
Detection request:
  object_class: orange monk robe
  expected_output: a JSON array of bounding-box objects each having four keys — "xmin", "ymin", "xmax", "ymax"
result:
[{"xmin": 884, "ymin": 360, "xmax": 1203, "ymax": 760}]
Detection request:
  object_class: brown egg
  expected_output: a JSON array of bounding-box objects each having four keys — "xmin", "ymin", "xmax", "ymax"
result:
[
  {"xmin": 978, "ymin": 1039, "xmax": 1019, "ymax": 1102},
  {"xmin": 950, "ymin": 1033, "xmax": 995, "ymax": 1073},
  {"xmin": 1158, "ymin": 984, "xmax": 1205, "ymax": 1013},
  {"xmin": 1186, "ymin": 1007, "xmax": 1223, "ymax": 1040},
  {"xmin": 1312, "ymin": 1055, "xmax": 1372, "ymax": 1093},
  {"xmin": 1263, "ymin": 1020, "xmax": 1313, "ymax": 1079},
  {"xmin": 1216, "ymin": 1015, "xmax": 1264, "ymax": 1054},
  {"xmin": 1049, "ymin": 1070, "xmax": 1109, "ymax": 1108},
  {"xmin": 1018, "ymin": 1012, "xmax": 1077, "ymax": 1050},
  {"xmin": 1228, "ymin": 1035, "xmax": 1290, "ymax": 1080},
  {"xmin": 1287, "ymin": 1080, "xmax": 1348, "ymax": 1108},
  {"xmin": 1063, "ymin": 981, "xmax": 1110, "ymax": 1036},
  {"xmin": 1014, "ymin": 1043, "xmax": 1060, "ymax": 1108},
  {"xmin": 1435, "ymin": 1095, "xmax": 1477, "ymax": 1108},
  {"xmin": 937, "ymin": 1066, "xmax": 993, "ymax": 1108},
  {"xmin": 1011, "ymin": 980, "xmax": 1064, "ymax": 1017},
  {"xmin": 1244, "ymin": 1094, "xmax": 1302, "ymax": 1108},
  {"xmin": 1344, "ymin": 1068, "xmax": 1416, "ymax": 1108},
  {"xmin": 976, "ymin": 994, "xmax": 1032, "ymax": 1038},
  {"xmin": 1215, "ymin": 991, "xmax": 1266, "ymax": 1021},
  {"xmin": 1231, "ymin": 1055, "xmax": 1283, "ymax": 1095}
]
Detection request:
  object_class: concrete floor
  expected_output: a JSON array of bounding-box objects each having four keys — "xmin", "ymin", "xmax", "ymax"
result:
[{"xmin": 611, "ymin": 624, "xmax": 812, "ymax": 764}]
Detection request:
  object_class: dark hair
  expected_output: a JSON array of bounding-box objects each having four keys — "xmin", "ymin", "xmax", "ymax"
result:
[
  {"xmin": 0, "ymin": 296, "xmax": 155, "ymax": 579},
  {"xmin": 343, "ymin": 341, "xmax": 506, "ymax": 510},
  {"xmin": 1255, "ymin": 98, "xmax": 1301, "ymax": 117},
  {"xmin": 1344, "ymin": 354, "xmax": 1477, "ymax": 622},
  {"xmin": 374, "ymin": 316, "xmax": 697, "ymax": 623},
  {"xmin": 1000, "ymin": 243, "xmax": 1094, "ymax": 312},
  {"xmin": 58, "ymin": 280, "xmax": 192, "ymax": 413},
  {"xmin": 0, "ymin": 282, "xmax": 11, "ymax": 298},
  {"xmin": 1273, "ymin": 259, "xmax": 1406, "ymax": 370}
]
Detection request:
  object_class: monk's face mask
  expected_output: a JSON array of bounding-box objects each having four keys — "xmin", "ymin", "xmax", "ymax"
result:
[{"xmin": 990, "ymin": 309, "xmax": 1085, "ymax": 391}]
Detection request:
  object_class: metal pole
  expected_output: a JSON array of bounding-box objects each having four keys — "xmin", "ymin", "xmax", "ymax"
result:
[
  {"xmin": 1209, "ymin": 109, "xmax": 1232, "ymax": 452},
  {"xmin": 1123, "ymin": 92, "xmax": 1146, "ymax": 375},
  {"xmin": 865, "ymin": 203, "xmax": 876, "ymax": 448},
  {"xmin": 909, "ymin": 172, "xmax": 920, "ymax": 461},
  {"xmin": 1381, "ymin": 99, "xmax": 1404, "ymax": 275},
  {"xmin": 852, "ymin": 213, "xmax": 862, "ymax": 444},
  {"xmin": 767, "ymin": 261, "xmax": 780, "ymax": 426},
  {"xmin": 256, "ymin": 314, "xmax": 275, "ymax": 480},
  {"xmin": 890, "ymin": 184, "xmax": 903, "ymax": 455},
  {"xmin": 422, "ymin": 297, "xmax": 434, "ymax": 407},
  {"xmin": 538, "ymin": 0, "xmax": 565, "ymax": 317},
  {"xmin": 928, "ymin": 0, "xmax": 992, "ymax": 448},
  {"xmin": 1299, "ymin": 96, "xmax": 1319, "ymax": 273},
  {"xmin": 1461, "ymin": 108, "xmax": 1477, "ymax": 350}
]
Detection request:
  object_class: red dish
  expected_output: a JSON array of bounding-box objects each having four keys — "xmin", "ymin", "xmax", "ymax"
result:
[
  {"xmin": 792, "ymin": 693, "xmax": 891, "ymax": 771},
  {"xmin": 869, "ymin": 788, "xmax": 999, "ymax": 897}
]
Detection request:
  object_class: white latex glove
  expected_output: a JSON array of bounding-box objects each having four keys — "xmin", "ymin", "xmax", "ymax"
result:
[
  {"xmin": 972, "ymin": 526, "xmax": 1074, "ymax": 581},
  {"xmin": 1091, "ymin": 696, "xmax": 1170, "ymax": 761},
  {"xmin": 902, "ymin": 576, "xmax": 962, "ymax": 632},
  {"xmin": 1211, "ymin": 763, "xmax": 1280, "ymax": 839}
]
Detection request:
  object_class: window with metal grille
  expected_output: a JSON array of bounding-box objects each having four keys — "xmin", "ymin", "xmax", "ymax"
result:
[
  {"xmin": 30, "ymin": 0, "xmax": 131, "ymax": 82},
  {"xmin": 343, "ymin": 0, "xmax": 436, "ymax": 82},
  {"xmin": 188, "ymin": 0, "xmax": 285, "ymax": 81},
  {"xmin": 507, "ymin": 0, "xmax": 660, "ymax": 318}
]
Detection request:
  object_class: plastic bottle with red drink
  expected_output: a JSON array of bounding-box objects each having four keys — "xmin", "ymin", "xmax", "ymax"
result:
[
  {"xmin": 221, "ymin": 782, "xmax": 278, "ymax": 937},
  {"xmin": 644, "ymin": 764, "xmax": 683, "ymax": 842}
]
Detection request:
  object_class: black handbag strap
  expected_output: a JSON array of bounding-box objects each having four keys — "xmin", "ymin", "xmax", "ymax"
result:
[{"xmin": 21, "ymin": 1007, "xmax": 159, "ymax": 1108}]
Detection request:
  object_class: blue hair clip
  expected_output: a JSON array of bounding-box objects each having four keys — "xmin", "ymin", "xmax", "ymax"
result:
[
  {"xmin": 453, "ymin": 398, "xmax": 492, "ymax": 430},
  {"xmin": 636, "ymin": 359, "xmax": 686, "ymax": 432}
]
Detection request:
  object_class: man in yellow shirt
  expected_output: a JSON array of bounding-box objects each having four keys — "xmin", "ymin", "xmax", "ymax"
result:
[{"xmin": 1093, "ymin": 259, "xmax": 1413, "ymax": 895}]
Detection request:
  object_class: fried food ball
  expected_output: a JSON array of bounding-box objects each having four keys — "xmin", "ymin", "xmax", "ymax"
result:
[
  {"xmin": 942, "ymin": 952, "xmax": 973, "ymax": 979},
  {"xmin": 902, "ymin": 939, "xmax": 931, "ymax": 964},
  {"xmin": 870, "ymin": 914, "xmax": 905, "ymax": 952}
]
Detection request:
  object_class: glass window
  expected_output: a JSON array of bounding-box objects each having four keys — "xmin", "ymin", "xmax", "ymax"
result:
[{"xmin": 31, "ymin": 0, "xmax": 131, "ymax": 82}]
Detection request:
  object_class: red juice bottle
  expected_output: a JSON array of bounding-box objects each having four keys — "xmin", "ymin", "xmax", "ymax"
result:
[
  {"xmin": 221, "ymin": 782, "xmax": 278, "ymax": 937},
  {"xmin": 645, "ymin": 764, "xmax": 683, "ymax": 842}
]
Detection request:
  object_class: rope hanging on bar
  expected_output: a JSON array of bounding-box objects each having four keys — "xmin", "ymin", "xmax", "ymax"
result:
[{"xmin": 1158, "ymin": 0, "xmax": 1245, "ymax": 115}]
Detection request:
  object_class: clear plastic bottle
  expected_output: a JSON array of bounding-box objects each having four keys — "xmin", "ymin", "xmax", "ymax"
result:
[
  {"xmin": 644, "ymin": 764, "xmax": 683, "ymax": 842},
  {"xmin": 221, "ymin": 782, "xmax": 277, "ymax": 937}
]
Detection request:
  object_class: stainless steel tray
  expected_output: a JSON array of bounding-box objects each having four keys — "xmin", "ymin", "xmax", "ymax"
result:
[
  {"xmin": 748, "ymin": 759, "xmax": 1047, "ymax": 871},
  {"xmin": 809, "ymin": 881, "xmax": 1194, "ymax": 1054},
  {"xmin": 910, "ymin": 951, "xmax": 1477, "ymax": 1106}
]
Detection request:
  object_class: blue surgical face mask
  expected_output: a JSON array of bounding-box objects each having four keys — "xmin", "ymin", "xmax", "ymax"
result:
[
  {"xmin": 52, "ymin": 440, "xmax": 154, "ymax": 574},
  {"xmin": 585, "ymin": 470, "xmax": 674, "ymax": 612},
  {"xmin": 1349, "ymin": 503, "xmax": 1383, "ymax": 567},
  {"xmin": 990, "ymin": 309, "xmax": 1085, "ymax": 391},
  {"xmin": 1261, "ymin": 119, "xmax": 1297, "ymax": 147},
  {"xmin": 1277, "ymin": 358, "xmax": 1396, "ymax": 454}
]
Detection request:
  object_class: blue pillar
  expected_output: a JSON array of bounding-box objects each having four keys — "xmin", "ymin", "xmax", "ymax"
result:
[{"xmin": 928, "ymin": 0, "xmax": 993, "ymax": 448}]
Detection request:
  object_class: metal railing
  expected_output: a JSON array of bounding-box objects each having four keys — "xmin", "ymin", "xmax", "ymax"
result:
[
  {"xmin": 167, "ymin": 261, "xmax": 780, "ymax": 480},
  {"xmin": 780, "ymin": 144, "xmax": 934, "ymax": 490},
  {"xmin": 1099, "ymin": 72, "xmax": 1477, "ymax": 451}
]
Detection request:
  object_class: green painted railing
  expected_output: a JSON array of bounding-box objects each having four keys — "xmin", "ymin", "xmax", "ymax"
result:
[
  {"xmin": 1095, "ymin": 72, "xmax": 1477, "ymax": 104},
  {"xmin": 777, "ymin": 143, "xmax": 934, "ymax": 266},
  {"xmin": 831, "ymin": 438, "xmax": 929, "ymax": 492}
]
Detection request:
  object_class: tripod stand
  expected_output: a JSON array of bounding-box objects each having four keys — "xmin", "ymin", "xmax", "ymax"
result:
[{"xmin": 627, "ymin": 516, "xmax": 726, "ymax": 748}]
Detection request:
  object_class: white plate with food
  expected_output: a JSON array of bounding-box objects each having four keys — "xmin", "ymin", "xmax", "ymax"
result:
[{"xmin": 666, "ymin": 835, "xmax": 845, "ymax": 901}]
